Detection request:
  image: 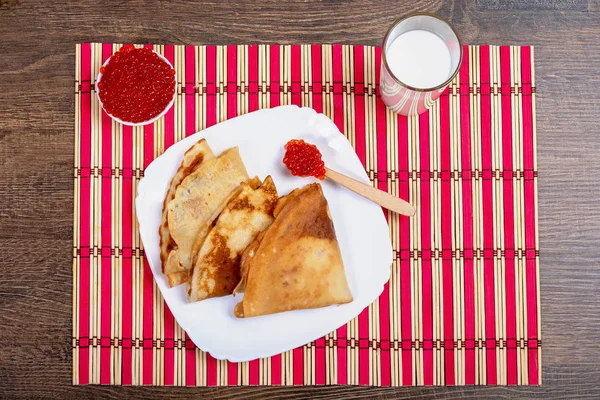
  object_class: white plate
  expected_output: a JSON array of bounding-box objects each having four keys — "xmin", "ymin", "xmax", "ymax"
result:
[{"xmin": 136, "ymin": 105, "xmax": 393, "ymax": 362}]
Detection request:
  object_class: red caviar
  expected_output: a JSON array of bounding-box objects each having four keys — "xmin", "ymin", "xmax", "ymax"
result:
[
  {"xmin": 283, "ymin": 139, "xmax": 326, "ymax": 180},
  {"xmin": 97, "ymin": 45, "xmax": 176, "ymax": 123}
]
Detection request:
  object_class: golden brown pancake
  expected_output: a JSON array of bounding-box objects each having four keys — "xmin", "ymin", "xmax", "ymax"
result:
[
  {"xmin": 159, "ymin": 139, "xmax": 215, "ymax": 286},
  {"xmin": 166, "ymin": 146, "xmax": 249, "ymax": 286},
  {"xmin": 272, "ymin": 187, "xmax": 302, "ymax": 218},
  {"xmin": 187, "ymin": 176, "xmax": 278, "ymax": 302},
  {"xmin": 233, "ymin": 183, "xmax": 353, "ymax": 318}
]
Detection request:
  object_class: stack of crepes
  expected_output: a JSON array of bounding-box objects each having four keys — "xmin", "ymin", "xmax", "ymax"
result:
[{"xmin": 159, "ymin": 139, "xmax": 353, "ymax": 317}]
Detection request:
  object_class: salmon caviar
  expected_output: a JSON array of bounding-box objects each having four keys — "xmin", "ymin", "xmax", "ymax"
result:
[
  {"xmin": 283, "ymin": 139, "xmax": 326, "ymax": 180},
  {"xmin": 97, "ymin": 45, "xmax": 176, "ymax": 123}
]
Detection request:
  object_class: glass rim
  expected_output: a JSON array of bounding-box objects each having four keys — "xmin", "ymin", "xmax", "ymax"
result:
[{"xmin": 381, "ymin": 12, "xmax": 463, "ymax": 93}]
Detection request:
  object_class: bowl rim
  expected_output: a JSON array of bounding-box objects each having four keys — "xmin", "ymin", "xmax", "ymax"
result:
[{"xmin": 95, "ymin": 47, "xmax": 178, "ymax": 127}]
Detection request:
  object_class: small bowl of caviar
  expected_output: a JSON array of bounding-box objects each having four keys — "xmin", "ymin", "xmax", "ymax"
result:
[{"xmin": 96, "ymin": 45, "xmax": 177, "ymax": 126}]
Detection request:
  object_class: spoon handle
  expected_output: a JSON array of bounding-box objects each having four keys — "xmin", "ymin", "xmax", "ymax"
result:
[{"xmin": 325, "ymin": 167, "xmax": 416, "ymax": 216}]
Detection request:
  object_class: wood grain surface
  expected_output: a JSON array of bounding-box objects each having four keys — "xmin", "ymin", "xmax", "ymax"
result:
[{"xmin": 1, "ymin": 0, "xmax": 599, "ymax": 398}]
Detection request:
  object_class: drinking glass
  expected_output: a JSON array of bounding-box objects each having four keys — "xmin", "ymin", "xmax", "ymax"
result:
[{"xmin": 380, "ymin": 13, "xmax": 463, "ymax": 116}]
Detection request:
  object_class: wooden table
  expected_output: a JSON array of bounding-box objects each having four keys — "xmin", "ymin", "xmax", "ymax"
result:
[{"xmin": 1, "ymin": 0, "xmax": 599, "ymax": 398}]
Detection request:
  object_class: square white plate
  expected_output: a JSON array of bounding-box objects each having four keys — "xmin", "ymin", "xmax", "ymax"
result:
[{"xmin": 136, "ymin": 105, "xmax": 393, "ymax": 362}]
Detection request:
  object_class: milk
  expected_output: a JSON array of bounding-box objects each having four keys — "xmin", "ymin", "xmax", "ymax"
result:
[{"xmin": 386, "ymin": 30, "xmax": 452, "ymax": 89}]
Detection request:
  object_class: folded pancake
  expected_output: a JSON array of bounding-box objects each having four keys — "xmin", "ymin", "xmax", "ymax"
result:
[
  {"xmin": 233, "ymin": 186, "xmax": 300, "ymax": 294},
  {"xmin": 234, "ymin": 183, "xmax": 353, "ymax": 318},
  {"xmin": 166, "ymin": 146, "xmax": 249, "ymax": 286},
  {"xmin": 187, "ymin": 176, "xmax": 279, "ymax": 302},
  {"xmin": 159, "ymin": 139, "xmax": 215, "ymax": 286}
]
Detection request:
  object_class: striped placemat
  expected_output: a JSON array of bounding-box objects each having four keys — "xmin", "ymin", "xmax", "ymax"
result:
[{"xmin": 72, "ymin": 43, "xmax": 541, "ymax": 386}]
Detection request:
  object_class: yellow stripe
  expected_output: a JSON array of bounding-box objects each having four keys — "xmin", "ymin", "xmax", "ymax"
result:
[
  {"xmin": 173, "ymin": 44, "xmax": 184, "ymax": 386},
  {"xmin": 385, "ymin": 103, "xmax": 400, "ymax": 386},
  {"xmin": 491, "ymin": 45, "xmax": 505, "ymax": 384},
  {"xmin": 430, "ymin": 98, "xmax": 441, "ymax": 385},
  {"xmin": 201, "ymin": 45, "xmax": 208, "ymax": 131},
  {"xmin": 449, "ymin": 64, "xmax": 465, "ymax": 385},
  {"xmin": 114, "ymin": 43, "xmax": 123, "ymax": 385},
  {"xmin": 469, "ymin": 45, "xmax": 483, "ymax": 384}
]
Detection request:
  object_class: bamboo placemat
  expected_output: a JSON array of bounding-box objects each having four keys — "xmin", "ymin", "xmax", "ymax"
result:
[{"xmin": 72, "ymin": 43, "xmax": 541, "ymax": 386}]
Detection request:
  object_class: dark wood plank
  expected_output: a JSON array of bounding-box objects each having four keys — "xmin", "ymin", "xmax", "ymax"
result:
[
  {"xmin": 1, "ymin": 0, "xmax": 600, "ymax": 398},
  {"xmin": 477, "ymin": 0, "xmax": 589, "ymax": 11}
]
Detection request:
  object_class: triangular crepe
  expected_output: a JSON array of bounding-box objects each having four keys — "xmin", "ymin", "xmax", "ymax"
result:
[
  {"xmin": 159, "ymin": 139, "xmax": 215, "ymax": 286},
  {"xmin": 187, "ymin": 176, "xmax": 279, "ymax": 302},
  {"xmin": 234, "ymin": 183, "xmax": 353, "ymax": 318},
  {"xmin": 166, "ymin": 146, "xmax": 249, "ymax": 286}
]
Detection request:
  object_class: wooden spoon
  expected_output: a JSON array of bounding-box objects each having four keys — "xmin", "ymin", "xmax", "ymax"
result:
[{"xmin": 325, "ymin": 167, "xmax": 416, "ymax": 216}]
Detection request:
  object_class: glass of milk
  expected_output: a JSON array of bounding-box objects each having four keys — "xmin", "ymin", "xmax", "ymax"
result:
[{"xmin": 380, "ymin": 13, "xmax": 462, "ymax": 115}]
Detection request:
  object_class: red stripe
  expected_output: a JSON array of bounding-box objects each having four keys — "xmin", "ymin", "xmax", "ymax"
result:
[
  {"xmin": 142, "ymin": 259, "xmax": 154, "ymax": 385},
  {"xmin": 336, "ymin": 325, "xmax": 347, "ymax": 384},
  {"xmin": 353, "ymin": 46, "xmax": 366, "ymax": 167},
  {"xmin": 315, "ymin": 337, "xmax": 325, "ymax": 385},
  {"xmin": 248, "ymin": 45, "xmax": 259, "ymax": 112},
  {"xmin": 227, "ymin": 361, "xmax": 238, "ymax": 386},
  {"xmin": 99, "ymin": 43, "xmax": 113, "ymax": 385},
  {"xmin": 311, "ymin": 45, "xmax": 322, "ymax": 114},
  {"xmin": 314, "ymin": 40, "xmax": 326, "ymax": 381},
  {"xmin": 439, "ymin": 92, "xmax": 455, "ymax": 385},
  {"xmin": 163, "ymin": 303, "xmax": 174, "ymax": 385},
  {"xmin": 500, "ymin": 46, "xmax": 517, "ymax": 385},
  {"xmin": 289, "ymin": 43, "xmax": 305, "ymax": 387},
  {"xmin": 162, "ymin": 45, "xmax": 176, "ymax": 386},
  {"xmin": 206, "ymin": 353, "xmax": 217, "ymax": 386},
  {"xmin": 143, "ymin": 46, "xmax": 156, "ymax": 166},
  {"xmin": 459, "ymin": 45, "xmax": 476, "ymax": 385},
  {"xmin": 271, "ymin": 353, "xmax": 282, "ymax": 385},
  {"xmin": 201, "ymin": 44, "xmax": 219, "ymax": 388},
  {"xmin": 310, "ymin": 48, "xmax": 331, "ymax": 385},
  {"xmin": 227, "ymin": 45, "xmax": 238, "ymax": 121},
  {"xmin": 293, "ymin": 347, "xmax": 303, "ymax": 385},
  {"xmin": 398, "ymin": 115, "xmax": 412, "ymax": 385},
  {"xmin": 314, "ymin": 44, "xmax": 326, "ymax": 383},
  {"xmin": 226, "ymin": 32, "xmax": 238, "ymax": 378},
  {"xmin": 78, "ymin": 42, "xmax": 92, "ymax": 385},
  {"xmin": 520, "ymin": 46, "xmax": 539, "ymax": 385},
  {"xmin": 121, "ymin": 124, "xmax": 133, "ymax": 385},
  {"xmin": 267, "ymin": 45, "xmax": 282, "ymax": 386},
  {"xmin": 185, "ymin": 46, "xmax": 196, "ymax": 137},
  {"xmin": 269, "ymin": 45, "xmax": 280, "ymax": 108},
  {"xmin": 184, "ymin": 333, "xmax": 195, "ymax": 386},
  {"xmin": 246, "ymin": 43, "xmax": 261, "ymax": 386},
  {"xmin": 331, "ymin": 45, "xmax": 345, "ymax": 142},
  {"xmin": 117, "ymin": 45, "xmax": 132, "ymax": 389},
  {"xmin": 183, "ymin": 46, "xmax": 198, "ymax": 386},
  {"xmin": 206, "ymin": 46, "xmax": 217, "ymax": 128},
  {"xmin": 418, "ymin": 110, "xmax": 434, "ymax": 385},
  {"xmin": 249, "ymin": 359, "xmax": 260, "ymax": 385},
  {"xmin": 291, "ymin": 45, "xmax": 302, "ymax": 107},
  {"xmin": 479, "ymin": 45, "xmax": 497, "ymax": 384},
  {"xmin": 164, "ymin": 45, "xmax": 176, "ymax": 150},
  {"xmin": 141, "ymin": 44, "xmax": 156, "ymax": 386},
  {"xmin": 375, "ymin": 46, "xmax": 391, "ymax": 387}
]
